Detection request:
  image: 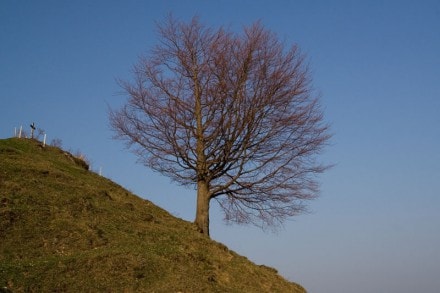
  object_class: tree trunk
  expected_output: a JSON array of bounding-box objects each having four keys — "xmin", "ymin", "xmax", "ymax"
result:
[{"xmin": 195, "ymin": 180, "xmax": 210, "ymax": 236}]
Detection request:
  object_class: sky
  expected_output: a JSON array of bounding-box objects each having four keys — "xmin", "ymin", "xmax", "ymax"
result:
[{"xmin": 1, "ymin": 1, "xmax": 439, "ymax": 292}]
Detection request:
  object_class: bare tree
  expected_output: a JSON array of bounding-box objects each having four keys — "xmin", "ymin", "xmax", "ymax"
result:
[{"xmin": 110, "ymin": 16, "xmax": 330, "ymax": 236}]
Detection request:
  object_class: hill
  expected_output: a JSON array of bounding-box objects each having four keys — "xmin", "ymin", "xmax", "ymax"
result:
[{"xmin": 0, "ymin": 138, "xmax": 305, "ymax": 292}]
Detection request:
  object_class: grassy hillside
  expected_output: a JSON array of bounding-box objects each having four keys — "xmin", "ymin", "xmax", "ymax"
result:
[{"xmin": 0, "ymin": 138, "xmax": 305, "ymax": 292}]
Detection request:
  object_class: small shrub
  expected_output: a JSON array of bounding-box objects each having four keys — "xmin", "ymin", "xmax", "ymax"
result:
[{"xmin": 50, "ymin": 138, "xmax": 63, "ymax": 148}]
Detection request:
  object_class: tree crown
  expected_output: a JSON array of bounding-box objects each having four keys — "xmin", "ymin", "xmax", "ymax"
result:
[{"xmin": 111, "ymin": 16, "xmax": 330, "ymax": 229}]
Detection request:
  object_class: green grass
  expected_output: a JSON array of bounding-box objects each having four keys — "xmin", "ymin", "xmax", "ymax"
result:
[{"xmin": 0, "ymin": 138, "xmax": 306, "ymax": 292}]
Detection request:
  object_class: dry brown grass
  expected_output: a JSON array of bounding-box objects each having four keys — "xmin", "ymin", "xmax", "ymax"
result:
[{"xmin": 0, "ymin": 138, "xmax": 305, "ymax": 292}]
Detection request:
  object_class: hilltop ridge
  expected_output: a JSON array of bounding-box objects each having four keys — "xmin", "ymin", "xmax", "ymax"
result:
[{"xmin": 0, "ymin": 138, "xmax": 305, "ymax": 292}]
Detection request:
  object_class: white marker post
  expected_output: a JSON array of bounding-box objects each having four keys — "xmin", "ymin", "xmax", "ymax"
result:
[
  {"xmin": 19, "ymin": 126, "xmax": 22, "ymax": 138},
  {"xmin": 43, "ymin": 134, "xmax": 47, "ymax": 147}
]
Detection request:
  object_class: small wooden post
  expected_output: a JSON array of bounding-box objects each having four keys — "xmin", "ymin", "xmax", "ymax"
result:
[{"xmin": 30, "ymin": 122, "xmax": 36, "ymax": 139}]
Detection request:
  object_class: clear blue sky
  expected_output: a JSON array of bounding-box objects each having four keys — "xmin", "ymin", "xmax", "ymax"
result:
[{"xmin": 1, "ymin": 1, "xmax": 439, "ymax": 292}]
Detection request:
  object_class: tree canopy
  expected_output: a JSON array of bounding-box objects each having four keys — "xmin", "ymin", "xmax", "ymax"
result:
[{"xmin": 110, "ymin": 16, "xmax": 330, "ymax": 236}]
